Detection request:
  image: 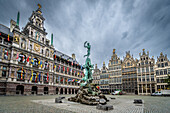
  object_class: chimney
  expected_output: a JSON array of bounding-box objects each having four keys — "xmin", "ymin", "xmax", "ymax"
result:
[{"xmin": 72, "ymin": 53, "xmax": 76, "ymax": 60}]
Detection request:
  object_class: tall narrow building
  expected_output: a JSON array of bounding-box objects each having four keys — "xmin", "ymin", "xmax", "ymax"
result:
[
  {"xmin": 122, "ymin": 51, "xmax": 138, "ymax": 94},
  {"xmin": 92, "ymin": 64, "xmax": 100, "ymax": 85},
  {"xmin": 100, "ymin": 62, "xmax": 109, "ymax": 94},
  {"xmin": 108, "ymin": 49, "xmax": 122, "ymax": 93},
  {"xmin": 155, "ymin": 52, "xmax": 170, "ymax": 91},
  {"xmin": 137, "ymin": 49, "xmax": 156, "ymax": 95}
]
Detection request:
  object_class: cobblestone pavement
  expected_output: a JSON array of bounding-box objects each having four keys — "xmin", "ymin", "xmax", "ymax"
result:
[{"xmin": 0, "ymin": 95, "xmax": 170, "ymax": 113}]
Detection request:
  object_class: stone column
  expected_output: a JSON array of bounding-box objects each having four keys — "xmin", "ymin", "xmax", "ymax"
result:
[
  {"xmin": 2, "ymin": 38, "xmax": 4, "ymax": 44},
  {"xmin": 11, "ymin": 49, "xmax": 13, "ymax": 60},
  {"xmin": 74, "ymin": 89, "xmax": 76, "ymax": 94},
  {"xmin": 9, "ymin": 67, "xmax": 11, "ymax": 77},
  {"xmin": 71, "ymin": 88, "xmax": 72, "ymax": 94}
]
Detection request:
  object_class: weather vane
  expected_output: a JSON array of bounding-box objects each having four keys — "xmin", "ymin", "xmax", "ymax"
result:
[{"xmin": 38, "ymin": 3, "xmax": 42, "ymax": 9}]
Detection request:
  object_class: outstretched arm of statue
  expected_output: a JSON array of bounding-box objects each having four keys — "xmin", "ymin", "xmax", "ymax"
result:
[{"xmin": 84, "ymin": 41, "xmax": 87, "ymax": 48}]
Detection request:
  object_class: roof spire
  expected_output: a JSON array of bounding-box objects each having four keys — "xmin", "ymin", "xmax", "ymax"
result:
[
  {"xmin": 16, "ymin": 11, "xmax": 20, "ymax": 26},
  {"xmin": 51, "ymin": 33, "xmax": 53, "ymax": 46}
]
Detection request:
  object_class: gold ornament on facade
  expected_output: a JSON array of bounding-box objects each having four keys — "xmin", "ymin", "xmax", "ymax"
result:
[
  {"xmin": 14, "ymin": 35, "xmax": 19, "ymax": 44},
  {"xmin": 34, "ymin": 43, "xmax": 40, "ymax": 52}
]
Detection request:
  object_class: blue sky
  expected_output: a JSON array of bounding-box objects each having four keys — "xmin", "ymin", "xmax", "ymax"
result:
[{"xmin": 0, "ymin": 0, "xmax": 170, "ymax": 68}]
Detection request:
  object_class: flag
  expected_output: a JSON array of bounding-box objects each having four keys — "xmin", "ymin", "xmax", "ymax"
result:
[
  {"xmin": 75, "ymin": 79, "xmax": 78, "ymax": 82},
  {"xmin": 58, "ymin": 76, "xmax": 60, "ymax": 81},
  {"xmin": 46, "ymin": 73, "xmax": 48, "ymax": 82},
  {"xmin": 68, "ymin": 78, "xmax": 72, "ymax": 82},
  {"xmin": 54, "ymin": 64, "xmax": 56, "ymax": 69},
  {"xmin": 65, "ymin": 78, "xmax": 67, "ymax": 82},
  {"xmin": 31, "ymin": 59, "xmax": 34, "ymax": 65},
  {"xmin": 77, "ymin": 80, "xmax": 81, "ymax": 83},
  {"xmin": 96, "ymin": 86, "xmax": 100, "ymax": 90},
  {"xmin": 58, "ymin": 65, "xmax": 60, "ymax": 70},
  {"xmin": 67, "ymin": 67, "xmax": 69, "ymax": 72},
  {"xmin": 6, "ymin": 51, "xmax": 8, "ymax": 56},
  {"xmin": 40, "ymin": 61, "xmax": 43, "ymax": 68},
  {"xmin": 30, "ymin": 70, "xmax": 33, "ymax": 81},
  {"xmin": 63, "ymin": 66, "xmax": 65, "ymax": 71},
  {"xmin": 27, "ymin": 56, "xmax": 29, "ymax": 62},
  {"xmin": 81, "ymin": 65, "xmax": 83, "ymax": 70},
  {"xmin": 72, "ymin": 61, "xmax": 73, "ymax": 65},
  {"xmin": 54, "ymin": 54, "xmax": 56, "ymax": 59},
  {"xmin": 78, "ymin": 72, "xmax": 79, "ymax": 75},
  {"xmin": 8, "ymin": 34, "xmax": 9, "ymax": 41},
  {"xmin": 39, "ymin": 73, "xmax": 41, "ymax": 82},
  {"xmin": 22, "ymin": 55, "xmax": 24, "ymax": 61},
  {"xmin": 72, "ymin": 79, "xmax": 75, "ymax": 82},
  {"xmin": 35, "ymin": 73, "xmax": 38, "ymax": 82},
  {"xmin": 21, "ymin": 67, "xmax": 23, "ymax": 80},
  {"xmin": 60, "ymin": 78, "xmax": 63, "ymax": 81},
  {"xmin": 38, "ymin": 61, "xmax": 40, "ymax": 65},
  {"xmin": 70, "ymin": 68, "xmax": 72, "ymax": 72},
  {"xmin": 16, "ymin": 53, "xmax": 19, "ymax": 59}
]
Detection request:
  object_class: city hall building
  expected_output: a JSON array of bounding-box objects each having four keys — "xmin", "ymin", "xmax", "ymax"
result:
[{"xmin": 0, "ymin": 5, "xmax": 83, "ymax": 95}]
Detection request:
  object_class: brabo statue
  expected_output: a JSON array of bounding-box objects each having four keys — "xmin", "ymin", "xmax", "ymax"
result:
[
  {"xmin": 84, "ymin": 41, "xmax": 91, "ymax": 58},
  {"xmin": 81, "ymin": 41, "xmax": 94, "ymax": 87},
  {"xmin": 68, "ymin": 41, "xmax": 108, "ymax": 105}
]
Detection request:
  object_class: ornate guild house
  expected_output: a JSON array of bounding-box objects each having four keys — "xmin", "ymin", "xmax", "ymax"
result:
[{"xmin": 0, "ymin": 5, "xmax": 83, "ymax": 95}]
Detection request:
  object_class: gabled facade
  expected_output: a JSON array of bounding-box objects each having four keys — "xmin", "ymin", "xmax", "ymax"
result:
[
  {"xmin": 92, "ymin": 64, "xmax": 100, "ymax": 85},
  {"xmin": 100, "ymin": 62, "xmax": 109, "ymax": 94},
  {"xmin": 108, "ymin": 49, "xmax": 122, "ymax": 93},
  {"xmin": 137, "ymin": 49, "xmax": 156, "ymax": 95},
  {"xmin": 155, "ymin": 52, "xmax": 170, "ymax": 91},
  {"xmin": 122, "ymin": 51, "xmax": 138, "ymax": 94}
]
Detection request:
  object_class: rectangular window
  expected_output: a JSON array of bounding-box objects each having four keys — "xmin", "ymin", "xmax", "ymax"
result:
[
  {"xmin": 156, "ymin": 70, "xmax": 159, "ymax": 75},
  {"xmin": 142, "ymin": 68, "xmax": 145, "ymax": 73},
  {"xmin": 161, "ymin": 63, "xmax": 164, "ymax": 67},
  {"xmin": 158, "ymin": 64, "xmax": 160, "ymax": 67},
  {"xmin": 168, "ymin": 68, "xmax": 170, "ymax": 74},
  {"xmin": 2, "ymin": 66, "xmax": 7, "ymax": 77},
  {"xmin": 146, "ymin": 67, "xmax": 149, "ymax": 72},
  {"xmin": 164, "ymin": 69, "xmax": 167, "ymax": 75},
  {"xmin": 150, "ymin": 67, "xmax": 154, "ymax": 72}
]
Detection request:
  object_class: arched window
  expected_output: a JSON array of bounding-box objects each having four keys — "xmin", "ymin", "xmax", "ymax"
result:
[
  {"xmin": 33, "ymin": 58, "xmax": 39, "ymax": 67},
  {"xmin": 17, "ymin": 68, "xmax": 25, "ymax": 81},
  {"xmin": 4, "ymin": 49, "xmax": 8, "ymax": 60},
  {"xmin": 38, "ymin": 33, "xmax": 40, "ymax": 41},
  {"xmin": 31, "ymin": 71, "xmax": 38, "ymax": 82},
  {"xmin": 46, "ymin": 49, "xmax": 49, "ymax": 57},
  {"xmin": 44, "ymin": 61, "xmax": 48, "ymax": 69},
  {"xmin": 43, "ymin": 73, "xmax": 49, "ymax": 83},
  {"xmin": 21, "ymin": 38, "xmax": 26, "ymax": 49},
  {"xmin": 18, "ymin": 53, "xmax": 26, "ymax": 63}
]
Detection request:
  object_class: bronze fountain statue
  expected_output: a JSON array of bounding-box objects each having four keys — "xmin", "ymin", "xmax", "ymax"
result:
[{"xmin": 68, "ymin": 41, "xmax": 108, "ymax": 105}]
